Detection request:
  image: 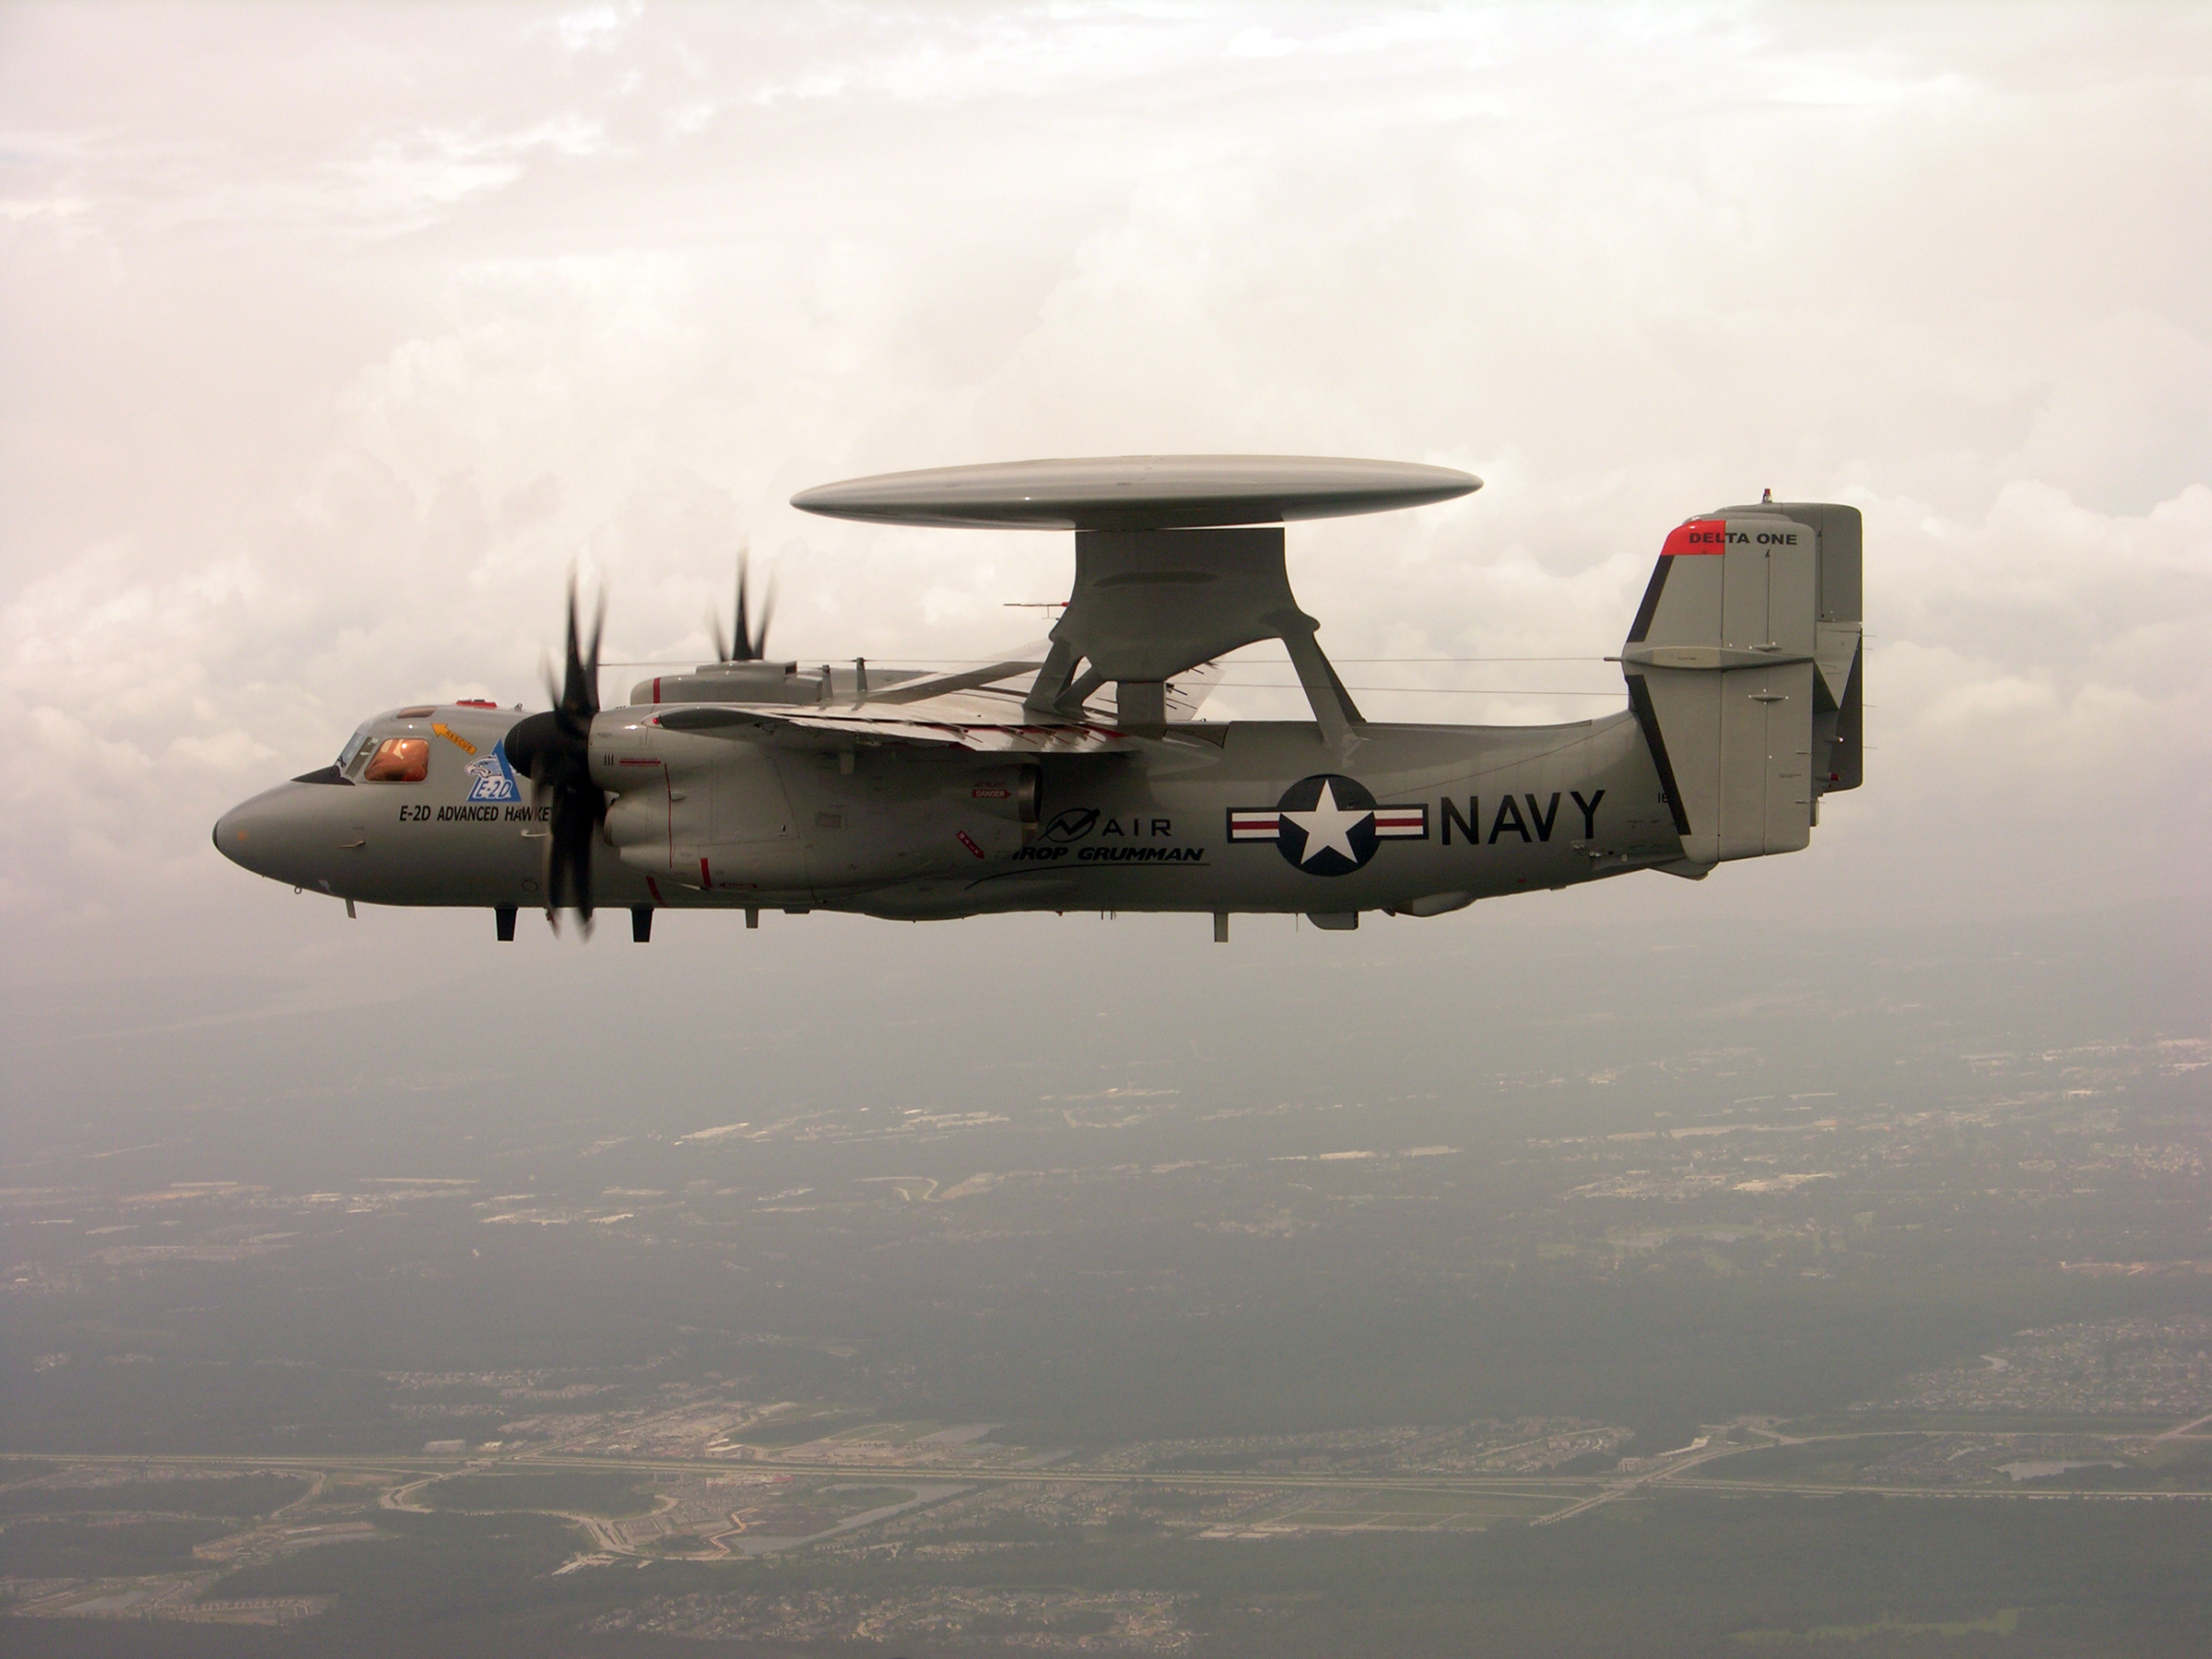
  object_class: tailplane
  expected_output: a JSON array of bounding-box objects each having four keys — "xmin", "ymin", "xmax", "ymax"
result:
[{"xmin": 1619, "ymin": 499, "xmax": 1862, "ymax": 868}]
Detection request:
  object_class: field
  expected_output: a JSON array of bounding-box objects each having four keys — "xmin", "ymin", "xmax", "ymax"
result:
[
  {"xmin": 417, "ymin": 1470, "xmax": 656, "ymax": 1517},
  {"xmin": 1241, "ymin": 1488, "xmax": 1555, "ymax": 1531}
]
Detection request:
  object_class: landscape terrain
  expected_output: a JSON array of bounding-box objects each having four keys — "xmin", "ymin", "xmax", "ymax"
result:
[{"xmin": 3, "ymin": 900, "xmax": 2206, "ymax": 1654}]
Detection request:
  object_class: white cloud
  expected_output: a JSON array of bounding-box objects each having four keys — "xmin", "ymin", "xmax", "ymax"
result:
[
  {"xmin": 1227, "ymin": 27, "xmax": 1300, "ymax": 60},
  {"xmin": 548, "ymin": 2, "xmax": 642, "ymax": 54}
]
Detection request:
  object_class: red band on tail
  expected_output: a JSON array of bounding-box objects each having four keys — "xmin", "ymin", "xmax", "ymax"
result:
[{"xmin": 1662, "ymin": 518, "xmax": 1728, "ymax": 556}]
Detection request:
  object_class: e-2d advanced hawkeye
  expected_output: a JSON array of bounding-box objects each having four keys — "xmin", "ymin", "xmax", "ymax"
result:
[{"xmin": 215, "ymin": 456, "xmax": 1863, "ymax": 941}]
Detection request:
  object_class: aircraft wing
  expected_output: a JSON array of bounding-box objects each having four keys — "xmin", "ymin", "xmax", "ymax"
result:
[
  {"xmin": 857, "ymin": 652, "xmax": 1222, "ymax": 719},
  {"xmin": 651, "ymin": 701, "xmax": 1155, "ymax": 754},
  {"xmin": 646, "ymin": 660, "xmax": 1227, "ymax": 754},
  {"xmin": 1162, "ymin": 660, "xmax": 1222, "ymax": 719}
]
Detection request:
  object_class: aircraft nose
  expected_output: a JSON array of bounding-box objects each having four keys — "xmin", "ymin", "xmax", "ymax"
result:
[
  {"xmin": 214, "ymin": 781, "xmax": 340, "ymax": 885},
  {"xmin": 214, "ymin": 789, "xmax": 278, "ymax": 877}
]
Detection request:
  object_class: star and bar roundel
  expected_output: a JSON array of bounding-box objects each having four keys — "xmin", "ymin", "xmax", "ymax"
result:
[{"xmin": 1228, "ymin": 774, "xmax": 1429, "ymax": 877}]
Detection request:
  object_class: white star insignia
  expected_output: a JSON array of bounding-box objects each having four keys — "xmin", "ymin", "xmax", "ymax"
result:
[{"xmin": 1280, "ymin": 778, "xmax": 1371, "ymax": 867}]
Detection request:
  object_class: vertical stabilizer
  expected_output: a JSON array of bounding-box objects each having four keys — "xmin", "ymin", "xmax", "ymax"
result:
[{"xmin": 1619, "ymin": 502, "xmax": 1861, "ymax": 865}]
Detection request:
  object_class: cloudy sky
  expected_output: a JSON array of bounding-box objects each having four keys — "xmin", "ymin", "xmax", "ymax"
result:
[{"xmin": 2, "ymin": 1, "xmax": 2206, "ymax": 998}]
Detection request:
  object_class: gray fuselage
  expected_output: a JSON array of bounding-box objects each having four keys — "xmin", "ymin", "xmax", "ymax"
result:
[{"xmin": 215, "ymin": 700, "xmax": 1685, "ymax": 924}]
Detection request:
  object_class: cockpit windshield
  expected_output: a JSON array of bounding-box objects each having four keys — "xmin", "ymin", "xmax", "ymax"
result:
[
  {"xmin": 361, "ymin": 737, "xmax": 429, "ymax": 782},
  {"xmin": 335, "ymin": 724, "xmax": 377, "ymax": 774}
]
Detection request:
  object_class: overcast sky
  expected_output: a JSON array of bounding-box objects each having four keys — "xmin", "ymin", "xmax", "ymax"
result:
[{"xmin": 2, "ymin": 2, "xmax": 2206, "ymax": 999}]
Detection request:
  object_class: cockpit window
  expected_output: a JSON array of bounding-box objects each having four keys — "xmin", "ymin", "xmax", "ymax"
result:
[
  {"xmin": 362, "ymin": 737, "xmax": 429, "ymax": 782},
  {"xmin": 335, "ymin": 724, "xmax": 376, "ymax": 774}
]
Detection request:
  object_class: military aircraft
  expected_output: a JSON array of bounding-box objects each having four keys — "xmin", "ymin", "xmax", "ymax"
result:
[{"xmin": 214, "ymin": 456, "xmax": 1862, "ymax": 941}]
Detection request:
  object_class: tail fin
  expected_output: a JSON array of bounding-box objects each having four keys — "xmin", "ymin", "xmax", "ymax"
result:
[{"xmin": 1619, "ymin": 500, "xmax": 1863, "ymax": 867}]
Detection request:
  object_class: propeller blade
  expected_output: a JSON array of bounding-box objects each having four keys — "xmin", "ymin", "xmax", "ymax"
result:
[
  {"xmin": 733, "ymin": 549, "xmax": 754, "ymax": 662},
  {"xmin": 751, "ymin": 572, "xmax": 776, "ymax": 661},
  {"xmin": 713, "ymin": 548, "xmax": 772, "ymax": 664},
  {"xmin": 547, "ymin": 778, "xmax": 597, "ymax": 930},
  {"xmin": 586, "ymin": 590, "xmax": 603, "ymax": 702},
  {"xmin": 559, "ymin": 576, "xmax": 605, "ymax": 722},
  {"xmin": 511, "ymin": 572, "xmax": 610, "ymax": 937}
]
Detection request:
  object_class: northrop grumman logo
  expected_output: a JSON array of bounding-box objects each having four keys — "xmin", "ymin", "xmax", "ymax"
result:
[
  {"xmin": 1228, "ymin": 774, "xmax": 1428, "ymax": 877},
  {"xmin": 1041, "ymin": 806, "xmax": 1100, "ymax": 844}
]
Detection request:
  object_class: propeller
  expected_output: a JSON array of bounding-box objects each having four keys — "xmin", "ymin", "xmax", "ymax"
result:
[
  {"xmin": 502, "ymin": 575, "xmax": 606, "ymax": 935},
  {"xmin": 709, "ymin": 548, "xmax": 774, "ymax": 664}
]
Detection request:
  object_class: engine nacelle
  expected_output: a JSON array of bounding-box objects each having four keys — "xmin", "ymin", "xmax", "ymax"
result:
[
  {"xmin": 594, "ymin": 715, "xmax": 1037, "ymax": 897},
  {"xmin": 800, "ymin": 754, "xmax": 1038, "ymax": 890}
]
